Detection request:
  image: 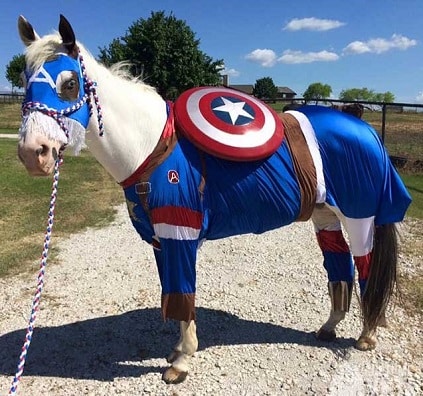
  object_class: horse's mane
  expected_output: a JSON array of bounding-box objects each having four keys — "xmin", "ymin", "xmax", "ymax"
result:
[{"xmin": 24, "ymin": 32, "xmax": 157, "ymax": 94}]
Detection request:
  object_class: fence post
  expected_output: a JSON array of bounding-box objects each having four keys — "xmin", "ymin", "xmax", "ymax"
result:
[{"xmin": 381, "ymin": 103, "xmax": 387, "ymax": 143}]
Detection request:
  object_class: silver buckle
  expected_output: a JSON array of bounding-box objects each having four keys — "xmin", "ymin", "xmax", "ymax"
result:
[{"xmin": 135, "ymin": 182, "xmax": 151, "ymax": 194}]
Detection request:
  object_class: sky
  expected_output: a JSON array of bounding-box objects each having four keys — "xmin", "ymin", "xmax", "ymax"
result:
[{"xmin": 1, "ymin": 0, "xmax": 422, "ymax": 103}]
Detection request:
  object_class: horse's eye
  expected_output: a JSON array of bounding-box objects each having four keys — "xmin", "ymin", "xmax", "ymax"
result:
[
  {"xmin": 56, "ymin": 71, "xmax": 79, "ymax": 101},
  {"xmin": 66, "ymin": 79, "xmax": 77, "ymax": 90}
]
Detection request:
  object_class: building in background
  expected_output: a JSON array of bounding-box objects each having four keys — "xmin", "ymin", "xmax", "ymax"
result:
[{"xmin": 221, "ymin": 75, "xmax": 296, "ymax": 101}]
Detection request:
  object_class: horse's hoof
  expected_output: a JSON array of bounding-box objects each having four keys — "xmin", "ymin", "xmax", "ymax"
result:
[
  {"xmin": 355, "ymin": 336, "xmax": 377, "ymax": 351},
  {"xmin": 162, "ymin": 366, "xmax": 188, "ymax": 384},
  {"xmin": 316, "ymin": 328, "xmax": 337, "ymax": 342}
]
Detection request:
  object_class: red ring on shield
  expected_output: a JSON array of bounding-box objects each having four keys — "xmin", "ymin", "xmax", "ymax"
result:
[{"xmin": 174, "ymin": 87, "xmax": 284, "ymax": 161}]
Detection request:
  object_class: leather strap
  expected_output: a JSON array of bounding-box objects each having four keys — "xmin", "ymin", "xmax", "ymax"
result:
[{"xmin": 280, "ymin": 113, "xmax": 317, "ymax": 221}]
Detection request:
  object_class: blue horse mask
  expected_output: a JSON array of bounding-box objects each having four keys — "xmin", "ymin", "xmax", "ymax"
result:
[{"xmin": 24, "ymin": 54, "xmax": 90, "ymax": 128}]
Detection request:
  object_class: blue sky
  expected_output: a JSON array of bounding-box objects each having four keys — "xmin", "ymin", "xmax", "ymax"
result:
[{"xmin": 1, "ymin": 0, "xmax": 422, "ymax": 103}]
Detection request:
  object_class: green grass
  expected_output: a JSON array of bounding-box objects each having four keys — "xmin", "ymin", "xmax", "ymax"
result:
[
  {"xmin": 0, "ymin": 102, "xmax": 20, "ymax": 133},
  {"xmin": 402, "ymin": 173, "xmax": 423, "ymax": 219},
  {"xmin": 268, "ymin": 102, "xmax": 423, "ymax": 161},
  {"xmin": 0, "ymin": 139, "xmax": 123, "ymax": 276}
]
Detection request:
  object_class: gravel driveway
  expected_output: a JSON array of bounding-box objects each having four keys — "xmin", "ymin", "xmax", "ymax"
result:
[{"xmin": 0, "ymin": 204, "xmax": 421, "ymax": 395}]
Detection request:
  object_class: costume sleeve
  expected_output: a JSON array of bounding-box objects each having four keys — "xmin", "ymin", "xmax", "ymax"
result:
[{"xmin": 151, "ymin": 205, "xmax": 202, "ymax": 321}]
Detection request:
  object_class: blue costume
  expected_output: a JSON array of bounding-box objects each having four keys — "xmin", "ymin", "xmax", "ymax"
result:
[{"xmin": 123, "ymin": 105, "xmax": 411, "ymax": 322}]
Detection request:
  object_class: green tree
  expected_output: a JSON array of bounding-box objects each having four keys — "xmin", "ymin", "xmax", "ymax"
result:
[
  {"xmin": 339, "ymin": 88, "xmax": 395, "ymax": 103},
  {"xmin": 98, "ymin": 11, "xmax": 224, "ymax": 99},
  {"xmin": 253, "ymin": 77, "xmax": 278, "ymax": 100},
  {"xmin": 303, "ymin": 82, "xmax": 332, "ymax": 102},
  {"xmin": 6, "ymin": 54, "xmax": 26, "ymax": 91}
]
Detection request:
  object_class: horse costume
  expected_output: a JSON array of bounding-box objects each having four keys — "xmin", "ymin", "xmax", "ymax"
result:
[{"xmin": 16, "ymin": 15, "xmax": 411, "ymax": 384}]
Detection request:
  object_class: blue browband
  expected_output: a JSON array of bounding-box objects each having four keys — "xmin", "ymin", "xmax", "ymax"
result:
[
  {"xmin": 24, "ymin": 54, "xmax": 90, "ymax": 128},
  {"xmin": 22, "ymin": 51, "xmax": 105, "ymax": 147}
]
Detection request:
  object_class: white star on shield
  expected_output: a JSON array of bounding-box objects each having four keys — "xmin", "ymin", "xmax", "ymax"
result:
[{"xmin": 212, "ymin": 97, "xmax": 255, "ymax": 125}]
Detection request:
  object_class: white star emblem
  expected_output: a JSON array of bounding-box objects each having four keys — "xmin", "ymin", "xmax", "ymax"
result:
[{"xmin": 213, "ymin": 97, "xmax": 254, "ymax": 125}]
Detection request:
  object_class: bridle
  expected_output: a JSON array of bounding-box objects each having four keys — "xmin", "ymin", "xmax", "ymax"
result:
[{"xmin": 21, "ymin": 51, "xmax": 105, "ymax": 155}]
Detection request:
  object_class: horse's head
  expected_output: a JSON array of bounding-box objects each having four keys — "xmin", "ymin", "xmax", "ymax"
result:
[{"xmin": 17, "ymin": 15, "xmax": 91, "ymax": 176}]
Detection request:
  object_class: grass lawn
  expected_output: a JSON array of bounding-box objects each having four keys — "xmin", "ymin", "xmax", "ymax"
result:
[
  {"xmin": 402, "ymin": 173, "xmax": 423, "ymax": 219},
  {"xmin": 0, "ymin": 103, "xmax": 20, "ymax": 134},
  {"xmin": 0, "ymin": 139, "xmax": 123, "ymax": 276}
]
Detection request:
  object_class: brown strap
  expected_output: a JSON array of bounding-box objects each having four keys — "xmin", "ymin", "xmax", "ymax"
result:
[
  {"xmin": 280, "ymin": 113, "xmax": 317, "ymax": 221},
  {"xmin": 134, "ymin": 132, "xmax": 179, "ymax": 219}
]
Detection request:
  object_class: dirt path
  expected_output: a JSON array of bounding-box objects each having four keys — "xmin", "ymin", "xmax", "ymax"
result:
[{"xmin": 0, "ymin": 205, "xmax": 421, "ymax": 395}]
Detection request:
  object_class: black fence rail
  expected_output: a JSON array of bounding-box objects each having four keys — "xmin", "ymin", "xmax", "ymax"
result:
[
  {"xmin": 278, "ymin": 98, "xmax": 423, "ymax": 172},
  {"xmin": 0, "ymin": 93, "xmax": 25, "ymax": 103}
]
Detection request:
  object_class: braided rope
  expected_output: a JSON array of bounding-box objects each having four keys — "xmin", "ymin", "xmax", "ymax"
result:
[
  {"xmin": 79, "ymin": 54, "xmax": 104, "ymax": 136},
  {"xmin": 9, "ymin": 51, "xmax": 104, "ymax": 395},
  {"xmin": 9, "ymin": 156, "xmax": 63, "ymax": 396}
]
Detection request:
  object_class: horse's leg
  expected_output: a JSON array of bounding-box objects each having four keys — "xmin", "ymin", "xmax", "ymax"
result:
[
  {"xmin": 343, "ymin": 220, "xmax": 377, "ymax": 350},
  {"xmin": 312, "ymin": 204, "xmax": 354, "ymax": 341},
  {"xmin": 162, "ymin": 320, "xmax": 198, "ymax": 384},
  {"xmin": 340, "ymin": 216, "xmax": 382, "ymax": 351}
]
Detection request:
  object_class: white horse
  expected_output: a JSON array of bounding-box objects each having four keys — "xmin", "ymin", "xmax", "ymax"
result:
[{"xmin": 17, "ymin": 15, "xmax": 411, "ymax": 384}]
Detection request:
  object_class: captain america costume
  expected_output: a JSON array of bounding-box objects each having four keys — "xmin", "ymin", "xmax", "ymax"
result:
[{"xmin": 123, "ymin": 104, "xmax": 411, "ymax": 322}]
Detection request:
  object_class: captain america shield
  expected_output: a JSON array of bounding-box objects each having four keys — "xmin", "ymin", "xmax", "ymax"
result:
[{"xmin": 174, "ymin": 87, "xmax": 284, "ymax": 161}]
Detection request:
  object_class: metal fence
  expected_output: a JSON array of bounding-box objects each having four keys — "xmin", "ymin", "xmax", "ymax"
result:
[
  {"xmin": 0, "ymin": 93, "xmax": 24, "ymax": 103},
  {"xmin": 280, "ymin": 98, "xmax": 423, "ymax": 172}
]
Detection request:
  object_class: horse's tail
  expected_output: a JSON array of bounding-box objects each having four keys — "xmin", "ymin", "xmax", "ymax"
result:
[{"xmin": 362, "ymin": 223, "xmax": 398, "ymax": 333}]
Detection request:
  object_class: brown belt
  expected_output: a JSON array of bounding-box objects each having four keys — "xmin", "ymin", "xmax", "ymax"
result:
[
  {"xmin": 120, "ymin": 132, "xmax": 178, "ymax": 218},
  {"xmin": 123, "ymin": 113, "xmax": 317, "ymax": 223},
  {"xmin": 280, "ymin": 113, "xmax": 317, "ymax": 221}
]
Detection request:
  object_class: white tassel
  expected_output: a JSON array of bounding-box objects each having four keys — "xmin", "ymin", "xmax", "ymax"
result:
[{"xmin": 19, "ymin": 112, "xmax": 86, "ymax": 155}]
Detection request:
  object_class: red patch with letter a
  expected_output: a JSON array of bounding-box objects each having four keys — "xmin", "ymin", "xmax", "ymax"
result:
[{"xmin": 168, "ymin": 170, "xmax": 180, "ymax": 184}]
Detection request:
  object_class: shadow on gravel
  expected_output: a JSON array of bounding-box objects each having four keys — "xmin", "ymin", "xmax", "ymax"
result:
[{"xmin": 0, "ymin": 307, "xmax": 356, "ymax": 380}]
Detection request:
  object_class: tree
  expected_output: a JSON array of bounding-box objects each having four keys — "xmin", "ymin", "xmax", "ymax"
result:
[
  {"xmin": 339, "ymin": 88, "xmax": 395, "ymax": 103},
  {"xmin": 98, "ymin": 11, "xmax": 224, "ymax": 99},
  {"xmin": 6, "ymin": 54, "xmax": 26, "ymax": 92},
  {"xmin": 253, "ymin": 77, "xmax": 278, "ymax": 100},
  {"xmin": 303, "ymin": 82, "xmax": 332, "ymax": 102}
]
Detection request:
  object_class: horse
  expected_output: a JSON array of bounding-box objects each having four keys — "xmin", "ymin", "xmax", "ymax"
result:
[{"xmin": 16, "ymin": 15, "xmax": 412, "ymax": 384}]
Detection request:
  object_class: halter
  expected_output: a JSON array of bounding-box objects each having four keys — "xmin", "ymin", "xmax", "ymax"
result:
[{"xmin": 21, "ymin": 51, "xmax": 105, "ymax": 154}]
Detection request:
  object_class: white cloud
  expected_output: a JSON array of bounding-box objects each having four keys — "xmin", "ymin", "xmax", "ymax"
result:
[
  {"xmin": 220, "ymin": 68, "xmax": 240, "ymax": 77},
  {"xmin": 343, "ymin": 34, "xmax": 417, "ymax": 55},
  {"xmin": 416, "ymin": 92, "xmax": 423, "ymax": 102},
  {"xmin": 278, "ymin": 49, "xmax": 339, "ymax": 64},
  {"xmin": 245, "ymin": 49, "xmax": 277, "ymax": 67},
  {"xmin": 283, "ymin": 17, "xmax": 345, "ymax": 32}
]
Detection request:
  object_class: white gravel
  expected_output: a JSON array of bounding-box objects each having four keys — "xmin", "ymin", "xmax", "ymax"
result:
[{"xmin": 1, "ymin": 203, "xmax": 421, "ymax": 395}]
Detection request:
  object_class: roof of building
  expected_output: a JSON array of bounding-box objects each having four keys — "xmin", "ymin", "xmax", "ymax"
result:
[
  {"xmin": 228, "ymin": 84, "xmax": 296, "ymax": 96},
  {"xmin": 277, "ymin": 86, "xmax": 296, "ymax": 95},
  {"xmin": 229, "ymin": 84, "xmax": 254, "ymax": 94}
]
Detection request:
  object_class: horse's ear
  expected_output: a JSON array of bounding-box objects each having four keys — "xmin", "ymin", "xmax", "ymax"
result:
[
  {"xmin": 58, "ymin": 14, "xmax": 77, "ymax": 54},
  {"xmin": 18, "ymin": 15, "xmax": 40, "ymax": 46}
]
